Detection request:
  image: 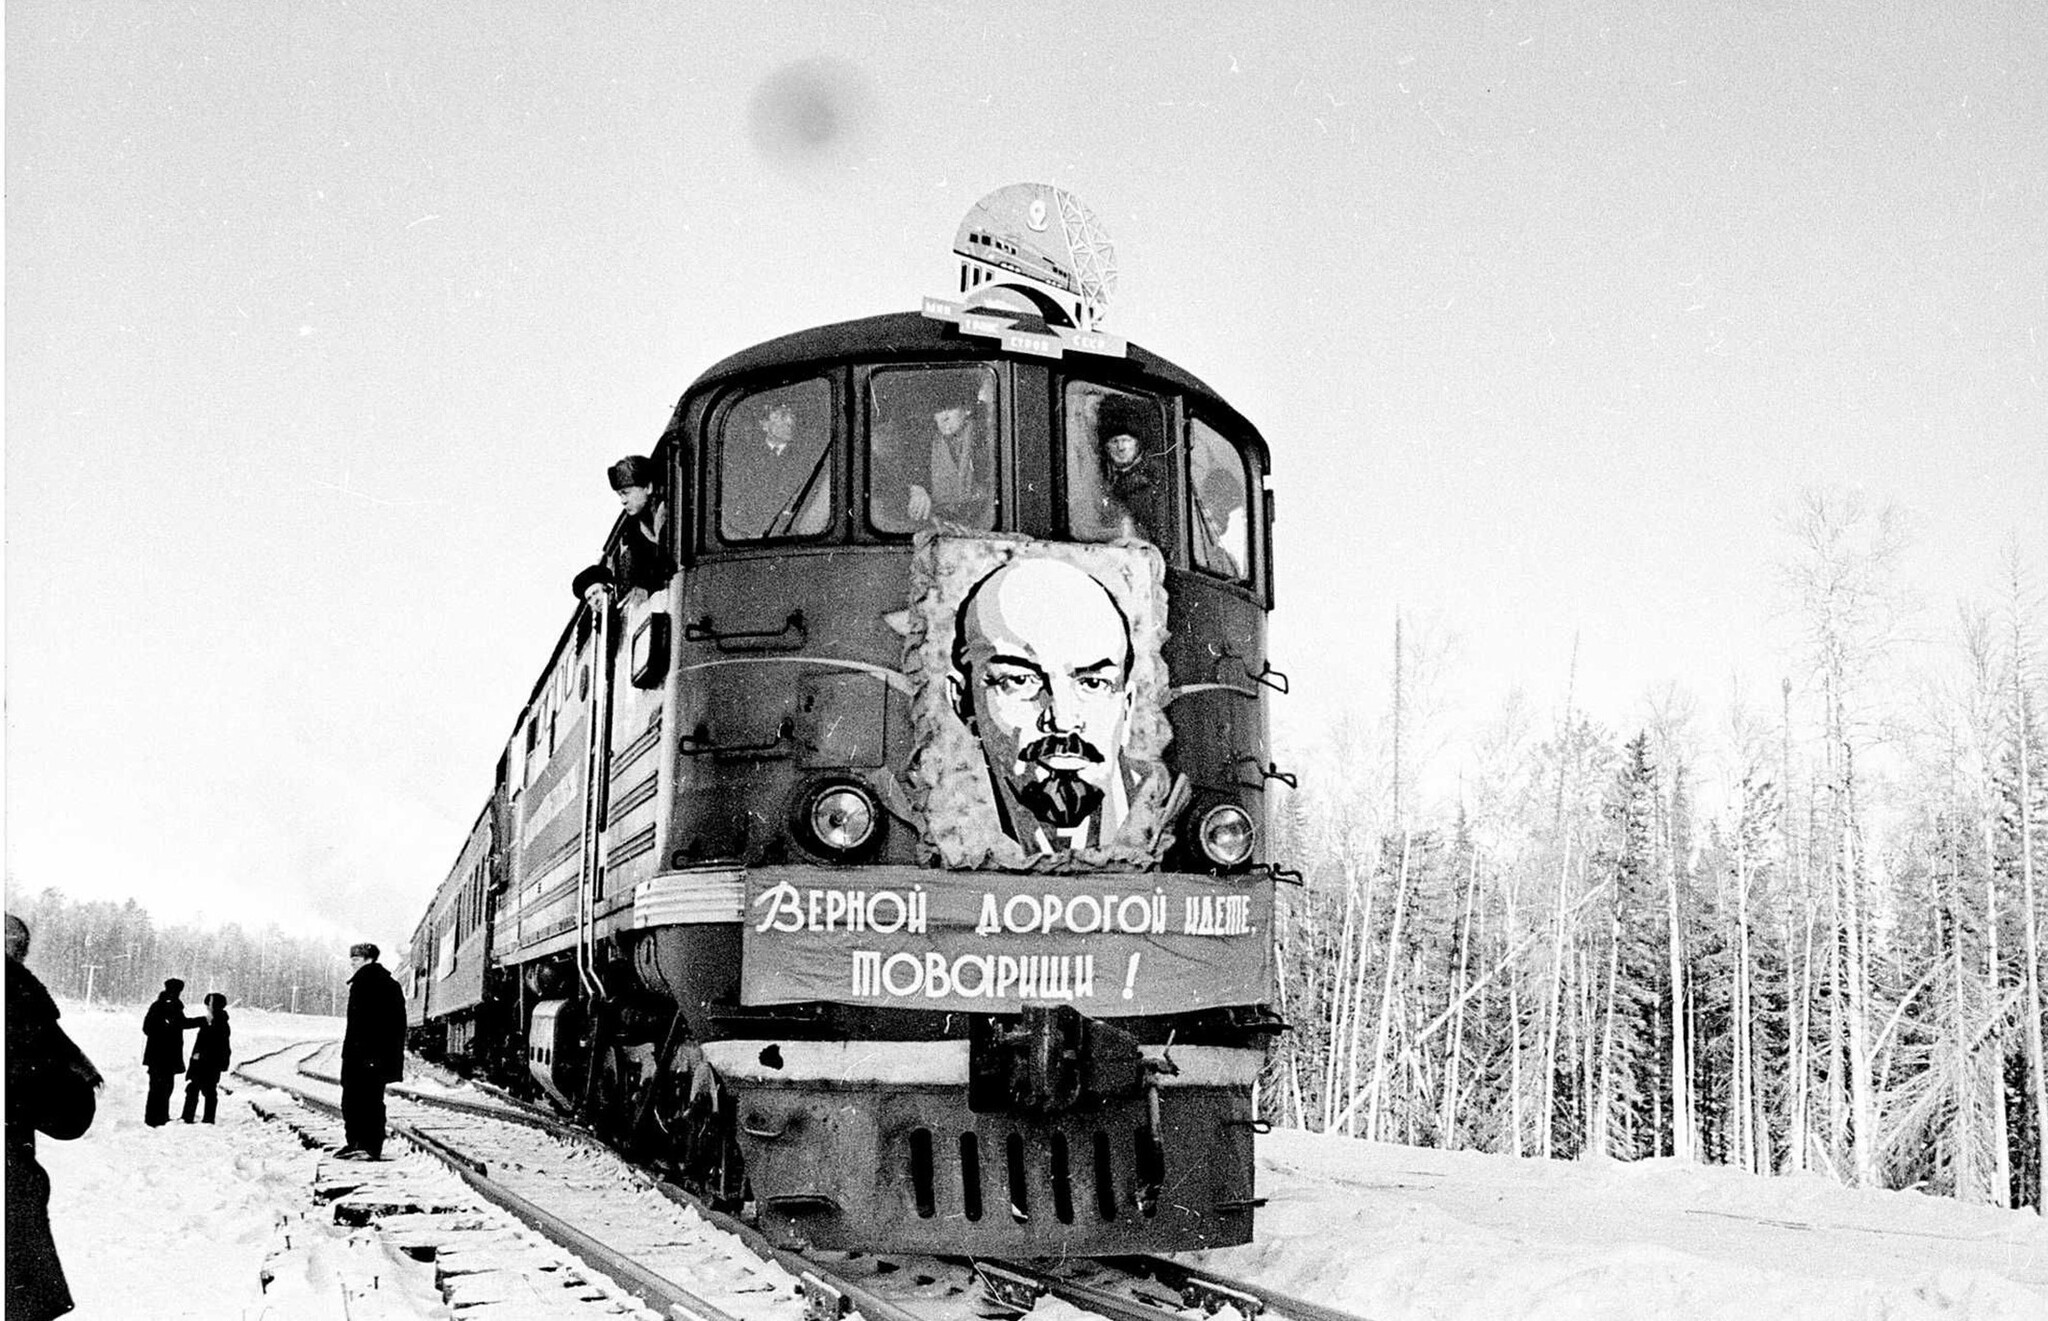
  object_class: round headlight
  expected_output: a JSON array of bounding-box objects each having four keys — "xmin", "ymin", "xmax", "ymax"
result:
[
  {"xmin": 1197, "ymin": 803, "xmax": 1256, "ymax": 868},
  {"xmin": 806, "ymin": 783, "xmax": 878, "ymax": 857}
]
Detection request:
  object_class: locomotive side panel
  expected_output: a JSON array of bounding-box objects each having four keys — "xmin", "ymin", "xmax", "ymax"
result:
[{"xmin": 498, "ymin": 619, "xmax": 603, "ymax": 970}]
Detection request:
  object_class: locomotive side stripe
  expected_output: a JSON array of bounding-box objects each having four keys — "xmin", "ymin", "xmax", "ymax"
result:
[
  {"xmin": 607, "ymin": 823, "xmax": 658, "ymax": 868},
  {"xmin": 609, "ymin": 711, "xmax": 664, "ymax": 781},
  {"xmin": 610, "ymin": 771, "xmax": 659, "ymax": 820}
]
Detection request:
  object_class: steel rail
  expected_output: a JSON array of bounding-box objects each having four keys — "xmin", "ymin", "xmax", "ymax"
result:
[
  {"xmin": 237, "ymin": 1048, "xmax": 749, "ymax": 1321},
  {"xmin": 643, "ymin": 1181, "xmax": 931, "ymax": 1321},
  {"xmin": 380, "ymin": 1077, "xmax": 931, "ymax": 1321},
  {"xmin": 365, "ymin": 1061, "xmax": 944, "ymax": 1321},
  {"xmin": 417, "ymin": 1125, "xmax": 739, "ymax": 1321},
  {"xmin": 392, "ymin": 1084, "xmax": 936, "ymax": 1321},
  {"xmin": 972, "ymin": 1259, "xmax": 1193, "ymax": 1321},
  {"xmin": 298, "ymin": 1053, "xmax": 618, "ymax": 1157},
  {"xmin": 1119, "ymin": 1254, "xmax": 1374, "ymax": 1321},
  {"xmin": 985, "ymin": 1255, "xmax": 1376, "ymax": 1321}
]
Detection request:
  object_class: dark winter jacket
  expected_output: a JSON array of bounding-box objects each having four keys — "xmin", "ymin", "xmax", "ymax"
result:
[
  {"xmin": 141, "ymin": 992, "xmax": 202, "ymax": 1074},
  {"xmin": 8, "ymin": 955, "xmax": 101, "ymax": 1321},
  {"xmin": 342, "ymin": 961, "xmax": 407, "ymax": 1084},
  {"xmin": 186, "ymin": 1010, "xmax": 232, "ymax": 1082},
  {"xmin": 608, "ymin": 502, "xmax": 672, "ymax": 594}
]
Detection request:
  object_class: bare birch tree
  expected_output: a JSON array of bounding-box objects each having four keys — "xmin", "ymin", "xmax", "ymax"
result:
[
  {"xmin": 1999, "ymin": 553, "xmax": 2046, "ymax": 1211},
  {"xmin": 1780, "ymin": 487, "xmax": 1912, "ymax": 1186}
]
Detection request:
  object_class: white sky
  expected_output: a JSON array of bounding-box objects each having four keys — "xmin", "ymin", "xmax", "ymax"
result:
[{"xmin": 6, "ymin": 3, "xmax": 2045, "ymax": 946}]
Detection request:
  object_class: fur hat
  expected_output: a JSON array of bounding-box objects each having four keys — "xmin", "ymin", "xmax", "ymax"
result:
[
  {"xmin": 164, "ymin": 977, "xmax": 184, "ymax": 993},
  {"xmin": 570, "ymin": 563, "xmax": 614, "ymax": 601},
  {"xmin": 348, "ymin": 942, "xmax": 379, "ymax": 961},
  {"xmin": 606, "ymin": 455, "xmax": 657, "ymax": 491}
]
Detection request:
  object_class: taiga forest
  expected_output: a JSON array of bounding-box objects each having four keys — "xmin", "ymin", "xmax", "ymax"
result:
[{"xmin": 1263, "ymin": 490, "xmax": 2047, "ymax": 1211}]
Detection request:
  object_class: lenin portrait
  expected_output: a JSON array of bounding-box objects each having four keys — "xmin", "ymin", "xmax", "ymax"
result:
[{"xmin": 906, "ymin": 535, "xmax": 1174, "ymax": 869}]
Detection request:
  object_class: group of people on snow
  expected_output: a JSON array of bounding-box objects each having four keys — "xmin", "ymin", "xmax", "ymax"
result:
[
  {"xmin": 141, "ymin": 977, "xmax": 232, "ymax": 1126},
  {"xmin": 5, "ymin": 916, "xmax": 408, "ymax": 1320}
]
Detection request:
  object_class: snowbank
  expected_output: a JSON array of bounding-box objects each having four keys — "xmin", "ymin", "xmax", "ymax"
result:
[{"xmin": 1189, "ymin": 1130, "xmax": 2048, "ymax": 1320}]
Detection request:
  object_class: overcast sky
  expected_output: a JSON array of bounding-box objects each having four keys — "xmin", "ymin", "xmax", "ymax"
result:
[{"xmin": 7, "ymin": 2, "xmax": 2044, "ymax": 949}]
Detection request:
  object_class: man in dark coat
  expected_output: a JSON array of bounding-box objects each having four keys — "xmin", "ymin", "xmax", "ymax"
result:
[
  {"xmin": 141, "ymin": 978, "xmax": 202, "ymax": 1127},
  {"xmin": 8, "ymin": 913, "xmax": 102, "ymax": 1321},
  {"xmin": 604, "ymin": 454, "xmax": 673, "ymax": 594},
  {"xmin": 337, "ymin": 941, "xmax": 406, "ymax": 1160},
  {"xmin": 181, "ymin": 993, "xmax": 232, "ymax": 1124}
]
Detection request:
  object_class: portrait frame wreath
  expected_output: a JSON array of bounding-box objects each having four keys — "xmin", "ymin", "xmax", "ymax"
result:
[{"xmin": 903, "ymin": 529, "xmax": 1178, "ymax": 871}]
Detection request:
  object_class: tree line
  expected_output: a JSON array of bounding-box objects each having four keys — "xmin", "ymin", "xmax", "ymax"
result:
[
  {"xmin": 1260, "ymin": 489, "xmax": 2047, "ymax": 1211},
  {"xmin": 5, "ymin": 887, "xmax": 354, "ymax": 1017}
]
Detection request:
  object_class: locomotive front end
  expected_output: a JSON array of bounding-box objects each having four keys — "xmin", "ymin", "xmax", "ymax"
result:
[
  {"xmin": 704, "ymin": 863, "xmax": 1273, "ymax": 1254},
  {"xmin": 446, "ymin": 185, "xmax": 1288, "ymax": 1258}
]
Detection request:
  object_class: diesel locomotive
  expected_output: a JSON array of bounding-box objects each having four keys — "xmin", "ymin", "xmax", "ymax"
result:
[{"xmin": 404, "ymin": 184, "xmax": 1289, "ymax": 1256}]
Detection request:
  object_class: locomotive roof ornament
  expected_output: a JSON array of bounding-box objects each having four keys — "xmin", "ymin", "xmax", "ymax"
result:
[{"xmin": 922, "ymin": 182, "xmax": 1127, "ymax": 360}]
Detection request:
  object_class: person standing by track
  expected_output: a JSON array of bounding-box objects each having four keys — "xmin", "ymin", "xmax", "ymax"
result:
[{"xmin": 336, "ymin": 942, "xmax": 405, "ymax": 1161}]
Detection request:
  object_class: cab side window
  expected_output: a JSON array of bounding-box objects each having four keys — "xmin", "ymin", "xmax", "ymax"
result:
[
  {"xmin": 1063, "ymin": 382, "xmax": 1170, "ymax": 549},
  {"xmin": 868, "ymin": 365, "xmax": 998, "ymax": 534},
  {"xmin": 1190, "ymin": 419, "xmax": 1252, "ymax": 582},
  {"xmin": 718, "ymin": 378, "xmax": 834, "ymax": 542}
]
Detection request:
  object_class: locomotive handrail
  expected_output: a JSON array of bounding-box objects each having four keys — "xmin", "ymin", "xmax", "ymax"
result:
[
  {"xmin": 1234, "ymin": 757, "xmax": 1298, "ymax": 791},
  {"xmin": 1196, "ymin": 644, "xmax": 1290, "ymax": 697},
  {"xmin": 677, "ymin": 716, "xmax": 800, "ymax": 759},
  {"xmin": 1242, "ymin": 657, "xmax": 1290, "ymax": 694},
  {"xmin": 683, "ymin": 609, "xmax": 807, "ymax": 651},
  {"xmin": 576, "ymin": 584, "xmax": 616, "ymax": 1002}
]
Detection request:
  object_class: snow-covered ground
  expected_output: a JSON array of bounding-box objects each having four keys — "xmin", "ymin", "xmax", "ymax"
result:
[
  {"xmin": 33, "ymin": 1005, "xmax": 354, "ymax": 1318},
  {"xmin": 27, "ymin": 1005, "xmax": 2048, "ymax": 1319},
  {"xmin": 1193, "ymin": 1133, "xmax": 2048, "ymax": 1320}
]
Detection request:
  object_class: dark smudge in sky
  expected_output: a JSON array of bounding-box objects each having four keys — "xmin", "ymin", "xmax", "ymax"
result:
[{"xmin": 748, "ymin": 58, "xmax": 875, "ymax": 167}]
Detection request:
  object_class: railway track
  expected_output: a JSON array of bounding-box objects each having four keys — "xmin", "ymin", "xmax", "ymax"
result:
[{"xmin": 234, "ymin": 1042, "xmax": 1369, "ymax": 1321}]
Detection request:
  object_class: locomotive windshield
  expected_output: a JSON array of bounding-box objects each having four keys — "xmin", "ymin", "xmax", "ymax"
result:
[
  {"xmin": 1189, "ymin": 417, "xmax": 1253, "ymax": 582},
  {"xmin": 867, "ymin": 364, "xmax": 998, "ymax": 534},
  {"xmin": 1062, "ymin": 382, "xmax": 1171, "ymax": 549},
  {"xmin": 717, "ymin": 376, "xmax": 833, "ymax": 541}
]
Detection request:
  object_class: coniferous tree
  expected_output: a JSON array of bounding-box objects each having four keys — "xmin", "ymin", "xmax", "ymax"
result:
[{"xmin": 1589, "ymin": 733, "xmax": 1663, "ymax": 1157}]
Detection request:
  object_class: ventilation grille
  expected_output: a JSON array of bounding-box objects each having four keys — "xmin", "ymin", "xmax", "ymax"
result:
[{"xmin": 903, "ymin": 1123, "xmax": 1166, "ymax": 1225}]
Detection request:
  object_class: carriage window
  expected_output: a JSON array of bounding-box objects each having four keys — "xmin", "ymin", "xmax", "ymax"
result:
[
  {"xmin": 718, "ymin": 378, "xmax": 833, "ymax": 542},
  {"xmin": 1063, "ymin": 383, "xmax": 1169, "ymax": 548},
  {"xmin": 1190, "ymin": 419, "xmax": 1252, "ymax": 581},
  {"xmin": 868, "ymin": 365, "xmax": 997, "ymax": 534}
]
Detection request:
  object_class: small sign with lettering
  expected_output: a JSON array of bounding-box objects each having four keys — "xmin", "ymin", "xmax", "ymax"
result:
[{"xmin": 922, "ymin": 297, "xmax": 1128, "ymax": 360}]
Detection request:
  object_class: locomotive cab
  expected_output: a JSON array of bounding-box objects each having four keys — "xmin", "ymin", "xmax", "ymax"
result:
[{"xmin": 662, "ymin": 316, "xmax": 1276, "ymax": 880}]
